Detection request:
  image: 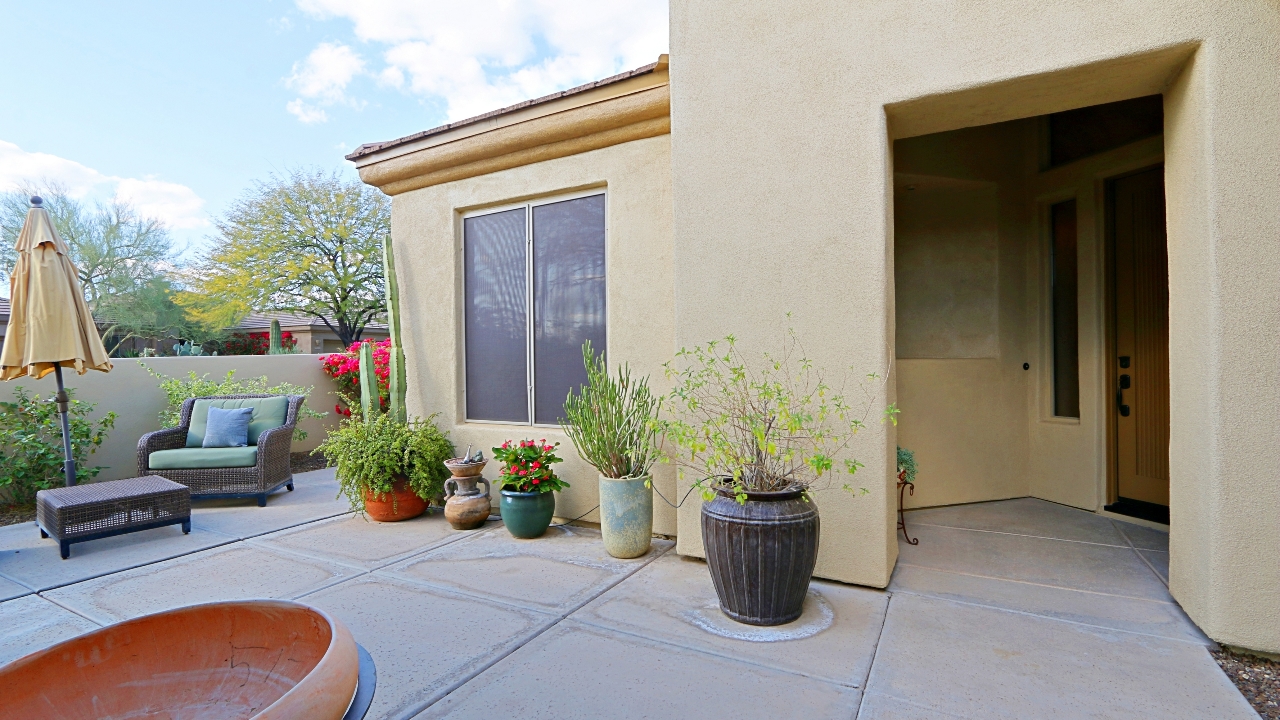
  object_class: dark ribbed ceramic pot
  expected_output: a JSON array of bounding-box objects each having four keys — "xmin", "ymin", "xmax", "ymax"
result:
[{"xmin": 701, "ymin": 486, "xmax": 820, "ymax": 626}]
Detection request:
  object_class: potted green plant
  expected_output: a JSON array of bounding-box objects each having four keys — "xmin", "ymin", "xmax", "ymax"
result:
[
  {"xmin": 491, "ymin": 439, "xmax": 566, "ymax": 538},
  {"xmin": 317, "ymin": 412, "xmax": 454, "ymax": 521},
  {"xmin": 658, "ymin": 330, "xmax": 888, "ymax": 626},
  {"xmin": 562, "ymin": 341, "xmax": 659, "ymax": 558}
]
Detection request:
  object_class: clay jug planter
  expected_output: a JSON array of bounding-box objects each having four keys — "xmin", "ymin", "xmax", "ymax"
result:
[
  {"xmin": 363, "ymin": 475, "xmax": 428, "ymax": 522},
  {"xmin": 599, "ymin": 474, "xmax": 653, "ymax": 558},
  {"xmin": 702, "ymin": 485, "xmax": 820, "ymax": 625},
  {"xmin": 500, "ymin": 489, "xmax": 556, "ymax": 538},
  {"xmin": 443, "ymin": 459, "xmax": 491, "ymax": 530}
]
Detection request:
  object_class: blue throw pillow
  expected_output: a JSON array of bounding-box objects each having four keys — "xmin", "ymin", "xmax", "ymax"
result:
[{"xmin": 202, "ymin": 406, "xmax": 254, "ymax": 448}]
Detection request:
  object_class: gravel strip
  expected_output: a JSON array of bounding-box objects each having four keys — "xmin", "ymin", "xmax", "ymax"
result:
[
  {"xmin": 1214, "ymin": 647, "xmax": 1280, "ymax": 719},
  {"xmin": 0, "ymin": 504, "xmax": 36, "ymax": 527},
  {"xmin": 290, "ymin": 451, "xmax": 329, "ymax": 473}
]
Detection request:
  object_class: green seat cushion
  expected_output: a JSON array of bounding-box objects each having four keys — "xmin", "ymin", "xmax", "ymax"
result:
[
  {"xmin": 186, "ymin": 397, "xmax": 288, "ymax": 448},
  {"xmin": 150, "ymin": 447, "xmax": 258, "ymax": 470}
]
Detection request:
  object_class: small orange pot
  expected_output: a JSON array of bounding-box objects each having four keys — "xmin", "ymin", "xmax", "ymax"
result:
[{"xmin": 363, "ymin": 476, "xmax": 427, "ymax": 522}]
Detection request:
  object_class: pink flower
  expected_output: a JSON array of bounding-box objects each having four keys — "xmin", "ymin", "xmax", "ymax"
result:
[{"xmin": 532, "ymin": 461, "xmax": 541, "ymax": 468}]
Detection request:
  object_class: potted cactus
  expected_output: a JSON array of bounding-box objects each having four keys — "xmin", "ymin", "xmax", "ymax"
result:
[
  {"xmin": 492, "ymin": 440, "xmax": 566, "ymax": 538},
  {"xmin": 562, "ymin": 341, "xmax": 659, "ymax": 558}
]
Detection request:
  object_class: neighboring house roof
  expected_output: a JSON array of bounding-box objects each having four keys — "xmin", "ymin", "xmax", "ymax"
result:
[
  {"xmin": 345, "ymin": 59, "xmax": 664, "ymax": 162},
  {"xmin": 230, "ymin": 311, "xmax": 388, "ymax": 334}
]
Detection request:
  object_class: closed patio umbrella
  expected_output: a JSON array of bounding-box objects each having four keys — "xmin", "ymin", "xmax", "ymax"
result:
[{"xmin": 1, "ymin": 196, "xmax": 112, "ymax": 486}]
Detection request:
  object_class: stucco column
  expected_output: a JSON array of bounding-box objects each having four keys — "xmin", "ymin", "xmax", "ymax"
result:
[{"xmin": 667, "ymin": 30, "xmax": 898, "ymax": 586}]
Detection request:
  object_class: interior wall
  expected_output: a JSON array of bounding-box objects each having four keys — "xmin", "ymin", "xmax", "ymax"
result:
[{"xmin": 893, "ymin": 120, "xmax": 1035, "ymax": 508}]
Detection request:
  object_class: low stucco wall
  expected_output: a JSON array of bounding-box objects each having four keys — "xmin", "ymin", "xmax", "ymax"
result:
[{"xmin": 0, "ymin": 355, "xmax": 340, "ymax": 484}]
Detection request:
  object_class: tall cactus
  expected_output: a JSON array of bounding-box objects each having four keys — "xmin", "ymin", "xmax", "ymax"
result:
[
  {"xmin": 268, "ymin": 318, "xmax": 284, "ymax": 354},
  {"xmin": 382, "ymin": 234, "xmax": 407, "ymax": 423},
  {"xmin": 358, "ymin": 340, "xmax": 377, "ymax": 421}
]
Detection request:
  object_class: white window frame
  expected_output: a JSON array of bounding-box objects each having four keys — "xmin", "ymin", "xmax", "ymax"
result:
[{"xmin": 461, "ymin": 189, "xmax": 608, "ymax": 427}]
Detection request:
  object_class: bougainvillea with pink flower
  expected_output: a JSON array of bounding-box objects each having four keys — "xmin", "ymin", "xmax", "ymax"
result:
[
  {"xmin": 492, "ymin": 439, "xmax": 567, "ymax": 493},
  {"xmin": 319, "ymin": 338, "xmax": 392, "ymax": 417}
]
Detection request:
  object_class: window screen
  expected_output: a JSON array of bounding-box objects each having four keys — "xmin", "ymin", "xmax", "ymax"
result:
[
  {"xmin": 464, "ymin": 208, "xmax": 529, "ymax": 422},
  {"xmin": 533, "ymin": 195, "xmax": 607, "ymax": 424},
  {"xmin": 463, "ymin": 194, "xmax": 606, "ymax": 424},
  {"xmin": 1050, "ymin": 200, "xmax": 1080, "ymax": 418}
]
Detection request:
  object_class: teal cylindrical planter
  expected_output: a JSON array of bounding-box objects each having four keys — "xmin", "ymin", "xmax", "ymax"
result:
[
  {"xmin": 500, "ymin": 490, "xmax": 556, "ymax": 539},
  {"xmin": 599, "ymin": 475, "xmax": 653, "ymax": 558}
]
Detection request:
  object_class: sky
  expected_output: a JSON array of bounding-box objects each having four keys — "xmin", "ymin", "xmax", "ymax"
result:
[{"xmin": 0, "ymin": 0, "xmax": 668, "ymax": 256}]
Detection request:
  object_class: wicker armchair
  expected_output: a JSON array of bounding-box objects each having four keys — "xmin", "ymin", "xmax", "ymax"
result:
[{"xmin": 138, "ymin": 394, "xmax": 304, "ymax": 506}]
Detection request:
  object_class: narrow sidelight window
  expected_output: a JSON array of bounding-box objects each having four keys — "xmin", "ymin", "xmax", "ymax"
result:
[
  {"xmin": 1050, "ymin": 200, "xmax": 1080, "ymax": 418},
  {"xmin": 464, "ymin": 193, "xmax": 606, "ymax": 425}
]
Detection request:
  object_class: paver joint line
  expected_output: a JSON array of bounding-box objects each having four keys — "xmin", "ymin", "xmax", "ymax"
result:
[
  {"xmin": 1112, "ymin": 519, "xmax": 1170, "ymax": 589},
  {"xmin": 890, "ymin": 588, "xmax": 1212, "ymax": 647},
  {"xmin": 853, "ymin": 592, "xmax": 893, "ymax": 719},
  {"xmin": 894, "ymin": 561, "xmax": 1179, "ymax": 606},
  {"xmin": 908, "ymin": 520, "xmax": 1136, "ymax": 549}
]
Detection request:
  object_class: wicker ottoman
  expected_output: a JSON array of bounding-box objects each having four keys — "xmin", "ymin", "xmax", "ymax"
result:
[{"xmin": 36, "ymin": 476, "xmax": 191, "ymax": 559}]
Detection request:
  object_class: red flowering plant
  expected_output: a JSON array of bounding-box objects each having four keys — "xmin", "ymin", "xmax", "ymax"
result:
[
  {"xmin": 491, "ymin": 440, "xmax": 568, "ymax": 493},
  {"xmin": 319, "ymin": 338, "xmax": 391, "ymax": 417},
  {"xmin": 218, "ymin": 331, "xmax": 297, "ymax": 356}
]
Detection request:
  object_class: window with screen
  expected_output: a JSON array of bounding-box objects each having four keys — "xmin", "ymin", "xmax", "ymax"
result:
[
  {"xmin": 464, "ymin": 193, "xmax": 606, "ymax": 425},
  {"xmin": 1050, "ymin": 199, "xmax": 1080, "ymax": 418}
]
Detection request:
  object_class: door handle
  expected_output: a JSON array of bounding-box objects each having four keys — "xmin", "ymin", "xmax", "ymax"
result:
[{"xmin": 1117, "ymin": 374, "xmax": 1131, "ymax": 417}]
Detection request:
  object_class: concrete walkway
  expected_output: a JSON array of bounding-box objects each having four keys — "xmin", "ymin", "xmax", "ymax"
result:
[{"xmin": 0, "ymin": 472, "xmax": 1257, "ymax": 719}]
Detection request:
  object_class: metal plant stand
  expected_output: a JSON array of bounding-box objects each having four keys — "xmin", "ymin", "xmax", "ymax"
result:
[{"xmin": 896, "ymin": 471, "xmax": 918, "ymax": 546}]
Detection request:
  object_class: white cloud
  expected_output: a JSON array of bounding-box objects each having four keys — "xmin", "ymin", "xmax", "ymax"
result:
[
  {"xmin": 294, "ymin": 0, "xmax": 668, "ymax": 122},
  {"xmin": 0, "ymin": 140, "xmax": 208, "ymax": 230},
  {"xmin": 284, "ymin": 41, "xmax": 366, "ymax": 123}
]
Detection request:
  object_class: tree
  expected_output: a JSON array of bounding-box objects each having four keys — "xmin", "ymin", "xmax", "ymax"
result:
[
  {"xmin": 178, "ymin": 169, "xmax": 388, "ymax": 347},
  {"xmin": 0, "ymin": 184, "xmax": 192, "ymax": 355}
]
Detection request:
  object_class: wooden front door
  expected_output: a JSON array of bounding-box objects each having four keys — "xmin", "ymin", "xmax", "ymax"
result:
[{"xmin": 1111, "ymin": 166, "xmax": 1170, "ymax": 506}]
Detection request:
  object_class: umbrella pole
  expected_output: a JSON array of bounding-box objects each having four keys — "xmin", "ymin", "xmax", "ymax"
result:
[{"xmin": 53, "ymin": 365, "xmax": 77, "ymax": 487}]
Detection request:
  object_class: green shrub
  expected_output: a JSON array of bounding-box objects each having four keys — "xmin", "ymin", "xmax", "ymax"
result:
[
  {"xmin": 0, "ymin": 387, "xmax": 116, "ymax": 505},
  {"xmin": 316, "ymin": 413, "xmax": 454, "ymax": 515},
  {"xmin": 141, "ymin": 365, "xmax": 325, "ymax": 440}
]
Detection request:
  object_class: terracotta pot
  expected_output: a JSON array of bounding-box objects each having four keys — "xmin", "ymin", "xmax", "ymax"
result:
[
  {"xmin": 0, "ymin": 600, "xmax": 359, "ymax": 719},
  {"xmin": 363, "ymin": 476, "xmax": 428, "ymax": 522},
  {"xmin": 444, "ymin": 460, "xmax": 491, "ymax": 530},
  {"xmin": 702, "ymin": 486, "xmax": 820, "ymax": 626}
]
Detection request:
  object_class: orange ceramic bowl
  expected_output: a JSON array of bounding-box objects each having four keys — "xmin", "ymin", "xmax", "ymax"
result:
[{"xmin": 0, "ymin": 600, "xmax": 360, "ymax": 720}]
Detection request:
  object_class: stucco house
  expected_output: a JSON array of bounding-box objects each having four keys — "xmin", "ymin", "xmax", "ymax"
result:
[
  {"xmin": 347, "ymin": 2, "xmax": 1279, "ymax": 654},
  {"xmin": 229, "ymin": 312, "xmax": 389, "ymax": 354}
]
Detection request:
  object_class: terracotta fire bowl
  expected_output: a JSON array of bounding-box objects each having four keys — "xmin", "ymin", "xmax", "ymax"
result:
[{"xmin": 0, "ymin": 600, "xmax": 366, "ymax": 719}]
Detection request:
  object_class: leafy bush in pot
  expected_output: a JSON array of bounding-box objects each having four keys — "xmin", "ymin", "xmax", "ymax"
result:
[
  {"xmin": 0, "ymin": 387, "xmax": 116, "ymax": 505},
  {"xmin": 657, "ymin": 328, "xmax": 894, "ymax": 502},
  {"xmin": 317, "ymin": 413, "xmax": 454, "ymax": 515}
]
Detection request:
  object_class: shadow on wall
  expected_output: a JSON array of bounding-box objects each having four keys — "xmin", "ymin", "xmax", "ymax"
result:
[{"xmin": 0, "ymin": 355, "xmax": 342, "ymax": 483}]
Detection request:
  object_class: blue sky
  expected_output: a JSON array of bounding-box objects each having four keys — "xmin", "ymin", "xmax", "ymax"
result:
[{"xmin": 0, "ymin": 0, "xmax": 667, "ymax": 254}]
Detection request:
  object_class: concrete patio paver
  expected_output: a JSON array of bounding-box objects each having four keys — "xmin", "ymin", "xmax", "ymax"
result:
[
  {"xmin": 898, "ymin": 522, "xmax": 1172, "ymax": 600},
  {"xmin": 0, "ymin": 521, "xmax": 231, "ymax": 592},
  {"xmin": 905, "ymin": 497, "xmax": 1131, "ymax": 546},
  {"xmin": 0, "ymin": 594, "xmax": 100, "ymax": 665},
  {"xmin": 0, "ymin": 572, "xmax": 32, "ymax": 601},
  {"xmin": 381, "ymin": 523, "xmax": 673, "ymax": 614},
  {"xmin": 1115, "ymin": 520, "xmax": 1171, "ymax": 552},
  {"xmin": 413, "ymin": 619, "xmax": 864, "ymax": 720},
  {"xmin": 43, "ymin": 541, "xmax": 364, "ymax": 625},
  {"xmin": 249, "ymin": 510, "xmax": 483, "ymax": 571},
  {"xmin": 302, "ymin": 572, "xmax": 558, "ymax": 720},
  {"xmin": 1139, "ymin": 549, "xmax": 1170, "ymax": 583},
  {"xmin": 888, "ymin": 563, "xmax": 1205, "ymax": 643},
  {"xmin": 189, "ymin": 468, "xmax": 349, "ymax": 539},
  {"xmin": 574, "ymin": 551, "xmax": 888, "ymax": 687},
  {"xmin": 861, "ymin": 592, "xmax": 1257, "ymax": 720}
]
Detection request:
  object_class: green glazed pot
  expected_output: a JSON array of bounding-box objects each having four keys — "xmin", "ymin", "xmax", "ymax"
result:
[
  {"xmin": 599, "ymin": 475, "xmax": 653, "ymax": 558},
  {"xmin": 500, "ymin": 489, "xmax": 556, "ymax": 539}
]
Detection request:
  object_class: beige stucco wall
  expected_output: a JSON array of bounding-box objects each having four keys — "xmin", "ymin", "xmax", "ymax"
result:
[
  {"xmin": 0, "ymin": 355, "xmax": 339, "ymax": 484},
  {"xmin": 389, "ymin": 134, "xmax": 678, "ymax": 535},
  {"xmin": 671, "ymin": 0, "xmax": 1280, "ymax": 650}
]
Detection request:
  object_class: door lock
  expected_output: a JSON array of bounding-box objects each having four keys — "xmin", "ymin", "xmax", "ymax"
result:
[{"xmin": 1117, "ymin": 374, "xmax": 1131, "ymax": 417}]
